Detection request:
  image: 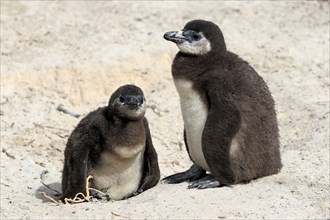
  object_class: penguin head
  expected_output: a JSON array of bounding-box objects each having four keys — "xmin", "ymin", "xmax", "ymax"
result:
[
  {"xmin": 164, "ymin": 19, "xmax": 226, "ymax": 56},
  {"xmin": 109, "ymin": 84, "xmax": 146, "ymax": 120}
]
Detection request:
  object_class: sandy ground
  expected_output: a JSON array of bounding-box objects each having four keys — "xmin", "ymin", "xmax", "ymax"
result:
[{"xmin": 1, "ymin": 1, "xmax": 329, "ymax": 219}]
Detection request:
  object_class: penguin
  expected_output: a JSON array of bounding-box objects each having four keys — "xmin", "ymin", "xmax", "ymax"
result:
[
  {"xmin": 162, "ymin": 19, "xmax": 282, "ymax": 189},
  {"xmin": 61, "ymin": 84, "xmax": 160, "ymax": 201}
]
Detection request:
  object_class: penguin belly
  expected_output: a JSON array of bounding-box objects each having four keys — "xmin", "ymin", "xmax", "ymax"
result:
[
  {"xmin": 174, "ymin": 79, "xmax": 210, "ymax": 171},
  {"xmin": 91, "ymin": 146, "xmax": 144, "ymax": 200}
]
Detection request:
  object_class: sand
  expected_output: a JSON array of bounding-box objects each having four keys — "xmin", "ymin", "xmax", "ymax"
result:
[{"xmin": 1, "ymin": 1, "xmax": 329, "ymax": 219}]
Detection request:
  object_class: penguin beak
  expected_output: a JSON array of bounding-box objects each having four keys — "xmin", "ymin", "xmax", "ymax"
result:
[
  {"xmin": 126, "ymin": 95, "xmax": 143, "ymax": 110},
  {"xmin": 164, "ymin": 31, "xmax": 187, "ymax": 44}
]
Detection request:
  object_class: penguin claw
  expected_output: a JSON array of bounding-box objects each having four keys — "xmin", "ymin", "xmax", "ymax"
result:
[{"xmin": 187, "ymin": 182, "xmax": 200, "ymax": 189}]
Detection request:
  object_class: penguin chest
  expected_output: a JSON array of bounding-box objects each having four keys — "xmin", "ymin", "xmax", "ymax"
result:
[
  {"xmin": 90, "ymin": 144, "xmax": 144, "ymax": 200},
  {"xmin": 174, "ymin": 79, "xmax": 210, "ymax": 171}
]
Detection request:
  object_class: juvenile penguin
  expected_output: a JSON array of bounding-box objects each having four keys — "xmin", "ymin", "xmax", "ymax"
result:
[
  {"xmin": 61, "ymin": 84, "xmax": 160, "ymax": 201},
  {"xmin": 162, "ymin": 20, "xmax": 282, "ymax": 189}
]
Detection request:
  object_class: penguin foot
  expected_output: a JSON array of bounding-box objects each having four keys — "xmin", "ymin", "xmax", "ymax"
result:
[
  {"xmin": 162, "ymin": 164, "xmax": 206, "ymax": 184},
  {"xmin": 91, "ymin": 191, "xmax": 111, "ymax": 202},
  {"xmin": 188, "ymin": 175, "xmax": 221, "ymax": 189}
]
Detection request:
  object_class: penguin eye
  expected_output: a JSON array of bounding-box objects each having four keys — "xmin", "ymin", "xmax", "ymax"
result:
[
  {"xmin": 192, "ymin": 34, "xmax": 200, "ymax": 40},
  {"xmin": 119, "ymin": 96, "xmax": 125, "ymax": 103}
]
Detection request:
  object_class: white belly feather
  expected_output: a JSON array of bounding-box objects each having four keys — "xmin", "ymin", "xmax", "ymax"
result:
[
  {"xmin": 91, "ymin": 144, "xmax": 144, "ymax": 200},
  {"xmin": 174, "ymin": 79, "xmax": 210, "ymax": 171}
]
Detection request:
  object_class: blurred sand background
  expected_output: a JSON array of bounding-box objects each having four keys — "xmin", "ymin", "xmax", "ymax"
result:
[{"xmin": 1, "ymin": 1, "xmax": 329, "ymax": 219}]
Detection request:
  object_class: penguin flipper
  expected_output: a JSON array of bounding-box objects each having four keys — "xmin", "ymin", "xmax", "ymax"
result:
[
  {"xmin": 137, "ymin": 118, "xmax": 160, "ymax": 193},
  {"xmin": 202, "ymin": 80, "xmax": 241, "ymax": 185},
  {"xmin": 162, "ymin": 163, "xmax": 206, "ymax": 184},
  {"xmin": 60, "ymin": 126, "xmax": 100, "ymax": 202}
]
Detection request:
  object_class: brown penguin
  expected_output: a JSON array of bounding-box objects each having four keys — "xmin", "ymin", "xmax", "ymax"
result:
[
  {"xmin": 162, "ymin": 19, "xmax": 282, "ymax": 189},
  {"xmin": 61, "ymin": 84, "xmax": 160, "ymax": 200}
]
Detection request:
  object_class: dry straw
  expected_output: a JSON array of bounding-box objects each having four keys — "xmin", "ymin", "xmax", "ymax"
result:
[{"xmin": 39, "ymin": 175, "xmax": 106, "ymax": 205}]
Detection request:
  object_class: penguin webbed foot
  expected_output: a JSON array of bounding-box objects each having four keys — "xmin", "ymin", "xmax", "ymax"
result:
[
  {"xmin": 188, "ymin": 174, "xmax": 221, "ymax": 189},
  {"xmin": 162, "ymin": 164, "xmax": 206, "ymax": 184},
  {"xmin": 91, "ymin": 191, "xmax": 111, "ymax": 202}
]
